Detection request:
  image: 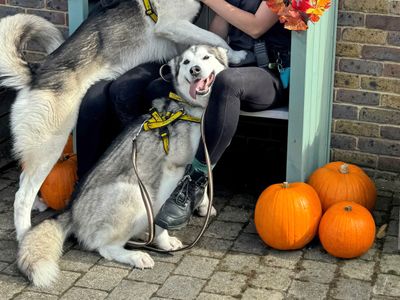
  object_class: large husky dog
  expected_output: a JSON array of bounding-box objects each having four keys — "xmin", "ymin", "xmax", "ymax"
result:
[
  {"xmin": 0, "ymin": 0, "xmax": 246, "ymax": 242},
  {"xmin": 17, "ymin": 45, "xmax": 227, "ymax": 288}
]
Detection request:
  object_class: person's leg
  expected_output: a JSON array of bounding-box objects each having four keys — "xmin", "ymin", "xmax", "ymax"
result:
[
  {"xmin": 155, "ymin": 67, "xmax": 283, "ymax": 230},
  {"xmin": 76, "ymin": 80, "xmax": 119, "ymax": 179},
  {"xmin": 109, "ymin": 62, "xmax": 163, "ymax": 127}
]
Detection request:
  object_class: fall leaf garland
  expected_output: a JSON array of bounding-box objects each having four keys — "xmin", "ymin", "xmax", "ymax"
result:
[{"xmin": 266, "ymin": 0, "xmax": 331, "ymax": 31}]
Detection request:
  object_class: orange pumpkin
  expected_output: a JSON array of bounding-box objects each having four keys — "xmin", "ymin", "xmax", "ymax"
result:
[
  {"xmin": 319, "ymin": 201, "xmax": 375, "ymax": 258},
  {"xmin": 63, "ymin": 134, "xmax": 74, "ymax": 154},
  {"xmin": 308, "ymin": 161, "xmax": 376, "ymax": 212},
  {"xmin": 40, "ymin": 154, "xmax": 78, "ymax": 210},
  {"xmin": 254, "ymin": 182, "xmax": 322, "ymax": 250}
]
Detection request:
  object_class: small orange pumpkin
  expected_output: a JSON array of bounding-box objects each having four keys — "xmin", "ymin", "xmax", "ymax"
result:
[
  {"xmin": 319, "ymin": 201, "xmax": 375, "ymax": 258},
  {"xmin": 63, "ymin": 134, "xmax": 74, "ymax": 154},
  {"xmin": 40, "ymin": 154, "xmax": 78, "ymax": 210},
  {"xmin": 308, "ymin": 161, "xmax": 376, "ymax": 212},
  {"xmin": 254, "ymin": 182, "xmax": 322, "ymax": 250}
]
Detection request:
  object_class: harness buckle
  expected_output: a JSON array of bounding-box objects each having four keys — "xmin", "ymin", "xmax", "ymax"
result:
[{"xmin": 145, "ymin": 9, "xmax": 153, "ymax": 16}]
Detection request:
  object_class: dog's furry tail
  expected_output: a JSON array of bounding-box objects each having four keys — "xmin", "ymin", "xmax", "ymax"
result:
[
  {"xmin": 17, "ymin": 211, "xmax": 72, "ymax": 288},
  {"xmin": 0, "ymin": 13, "xmax": 64, "ymax": 89}
]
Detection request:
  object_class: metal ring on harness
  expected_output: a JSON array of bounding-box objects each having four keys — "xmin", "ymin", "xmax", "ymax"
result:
[{"xmin": 159, "ymin": 64, "xmax": 171, "ymax": 82}]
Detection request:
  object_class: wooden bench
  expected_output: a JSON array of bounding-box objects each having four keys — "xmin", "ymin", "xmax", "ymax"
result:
[{"xmin": 67, "ymin": 0, "xmax": 337, "ymax": 183}]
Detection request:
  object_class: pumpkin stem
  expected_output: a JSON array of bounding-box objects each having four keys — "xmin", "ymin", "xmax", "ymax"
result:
[
  {"xmin": 339, "ymin": 163, "xmax": 349, "ymax": 174},
  {"xmin": 282, "ymin": 182, "xmax": 290, "ymax": 188},
  {"xmin": 344, "ymin": 205, "xmax": 352, "ymax": 212}
]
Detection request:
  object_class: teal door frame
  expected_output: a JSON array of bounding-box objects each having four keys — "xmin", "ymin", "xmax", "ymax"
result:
[{"xmin": 67, "ymin": 0, "xmax": 338, "ymax": 183}]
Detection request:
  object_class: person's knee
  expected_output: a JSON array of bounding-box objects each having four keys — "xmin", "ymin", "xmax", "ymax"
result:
[
  {"xmin": 214, "ymin": 68, "xmax": 240, "ymax": 89},
  {"xmin": 79, "ymin": 80, "xmax": 111, "ymax": 119}
]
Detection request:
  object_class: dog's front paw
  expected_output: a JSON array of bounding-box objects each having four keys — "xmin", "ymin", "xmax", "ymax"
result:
[
  {"xmin": 228, "ymin": 49, "xmax": 247, "ymax": 65},
  {"xmin": 197, "ymin": 205, "xmax": 217, "ymax": 218},
  {"xmin": 130, "ymin": 251, "xmax": 155, "ymax": 270},
  {"xmin": 158, "ymin": 236, "xmax": 183, "ymax": 251}
]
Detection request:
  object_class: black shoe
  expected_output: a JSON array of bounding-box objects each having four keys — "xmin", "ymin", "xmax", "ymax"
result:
[{"xmin": 155, "ymin": 165, "xmax": 208, "ymax": 230}]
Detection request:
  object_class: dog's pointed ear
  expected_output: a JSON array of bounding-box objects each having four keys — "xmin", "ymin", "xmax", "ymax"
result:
[{"xmin": 215, "ymin": 47, "xmax": 229, "ymax": 67}]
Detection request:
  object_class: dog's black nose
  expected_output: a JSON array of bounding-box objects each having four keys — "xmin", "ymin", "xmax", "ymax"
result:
[{"xmin": 190, "ymin": 65, "xmax": 201, "ymax": 76}]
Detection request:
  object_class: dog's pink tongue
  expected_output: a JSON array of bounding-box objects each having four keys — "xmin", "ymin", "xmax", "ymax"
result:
[{"xmin": 189, "ymin": 79, "xmax": 206, "ymax": 99}]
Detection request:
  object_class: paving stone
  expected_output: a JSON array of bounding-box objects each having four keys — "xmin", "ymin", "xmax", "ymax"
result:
[
  {"xmin": 296, "ymin": 260, "xmax": 337, "ymax": 284},
  {"xmin": 217, "ymin": 206, "xmax": 252, "ymax": 223},
  {"xmin": 380, "ymin": 254, "xmax": 400, "ymax": 275},
  {"xmin": 0, "ymin": 274, "xmax": 28, "ymax": 299},
  {"xmin": 303, "ymin": 244, "xmax": 339, "ymax": 263},
  {"xmin": 360, "ymin": 247, "xmax": 378, "ymax": 261},
  {"xmin": 383, "ymin": 236, "xmax": 400, "ymax": 254},
  {"xmin": 203, "ymin": 221, "xmax": 243, "ymax": 240},
  {"xmin": 0, "ymin": 262, "xmax": 8, "ymax": 272},
  {"xmin": 341, "ymin": 260, "xmax": 376, "ymax": 281},
  {"xmin": 204, "ymin": 271, "xmax": 247, "ymax": 297},
  {"xmin": 243, "ymin": 220, "xmax": 257, "ymax": 234},
  {"xmin": 250, "ymin": 267, "xmax": 293, "ymax": 290},
  {"xmin": 173, "ymin": 255, "xmax": 219, "ymax": 279},
  {"xmin": 128, "ymin": 261, "xmax": 175, "ymax": 284},
  {"xmin": 108, "ymin": 279, "xmax": 159, "ymax": 300},
  {"xmin": 14, "ymin": 291, "xmax": 59, "ymax": 300},
  {"xmin": 0, "ymin": 240, "xmax": 17, "ymax": 263},
  {"xmin": 151, "ymin": 251, "xmax": 184, "ymax": 264},
  {"xmin": 188, "ymin": 215, "xmax": 215, "ymax": 227},
  {"xmin": 332, "ymin": 278, "xmax": 372, "ymax": 300},
  {"xmin": 374, "ymin": 274, "xmax": 400, "ymax": 297},
  {"xmin": 157, "ymin": 275, "xmax": 206, "ymax": 300},
  {"xmin": 231, "ymin": 233, "xmax": 268, "ymax": 255},
  {"xmin": 97, "ymin": 258, "xmax": 134, "ymax": 270},
  {"xmin": 197, "ymin": 293, "xmax": 236, "ymax": 300},
  {"xmin": 27, "ymin": 270, "xmax": 81, "ymax": 295},
  {"xmin": 262, "ymin": 250, "xmax": 303, "ymax": 270},
  {"xmin": 0, "ymin": 179, "xmax": 13, "ymax": 191},
  {"xmin": 288, "ymin": 280, "xmax": 329, "ymax": 300},
  {"xmin": 229, "ymin": 194, "xmax": 256, "ymax": 209},
  {"xmin": 75, "ymin": 265, "xmax": 129, "ymax": 291},
  {"xmin": 0, "ymin": 212, "xmax": 14, "ymax": 231},
  {"xmin": 189, "ymin": 237, "xmax": 233, "ymax": 258},
  {"xmin": 59, "ymin": 249, "xmax": 101, "ymax": 272},
  {"xmin": 2, "ymin": 262, "xmax": 20, "ymax": 276},
  {"xmin": 387, "ymin": 220, "xmax": 398, "ymax": 237},
  {"xmin": 390, "ymin": 207, "xmax": 398, "ymax": 221},
  {"xmin": 60, "ymin": 287, "xmax": 108, "ymax": 300},
  {"xmin": 219, "ymin": 253, "xmax": 261, "ymax": 275},
  {"xmin": 242, "ymin": 288, "xmax": 285, "ymax": 300}
]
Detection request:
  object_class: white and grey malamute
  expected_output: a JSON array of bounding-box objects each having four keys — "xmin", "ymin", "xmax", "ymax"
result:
[
  {"xmin": 17, "ymin": 45, "xmax": 227, "ymax": 288},
  {"xmin": 0, "ymin": 0, "xmax": 246, "ymax": 242}
]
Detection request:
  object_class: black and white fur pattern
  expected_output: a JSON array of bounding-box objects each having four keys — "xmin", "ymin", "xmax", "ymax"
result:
[
  {"xmin": 0, "ymin": 0, "xmax": 247, "ymax": 242},
  {"xmin": 17, "ymin": 45, "xmax": 227, "ymax": 288}
]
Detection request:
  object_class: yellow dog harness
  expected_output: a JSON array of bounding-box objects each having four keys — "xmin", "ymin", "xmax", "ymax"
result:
[
  {"xmin": 143, "ymin": 93, "xmax": 201, "ymax": 154},
  {"xmin": 143, "ymin": 0, "xmax": 158, "ymax": 23}
]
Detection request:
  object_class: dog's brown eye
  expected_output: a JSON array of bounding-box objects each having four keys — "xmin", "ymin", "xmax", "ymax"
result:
[
  {"xmin": 183, "ymin": 59, "xmax": 190, "ymax": 65},
  {"xmin": 203, "ymin": 55, "xmax": 210, "ymax": 60}
]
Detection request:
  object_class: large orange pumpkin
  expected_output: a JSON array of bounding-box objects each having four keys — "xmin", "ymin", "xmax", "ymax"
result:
[
  {"xmin": 319, "ymin": 201, "xmax": 375, "ymax": 258},
  {"xmin": 40, "ymin": 154, "xmax": 78, "ymax": 210},
  {"xmin": 254, "ymin": 182, "xmax": 322, "ymax": 250},
  {"xmin": 308, "ymin": 161, "xmax": 376, "ymax": 212}
]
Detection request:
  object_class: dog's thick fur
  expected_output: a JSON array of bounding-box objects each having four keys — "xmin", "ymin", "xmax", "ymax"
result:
[
  {"xmin": 0, "ymin": 0, "xmax": 246, "ymax": 242},
  {"xmin": 17, "ymin": 45, "xmax": 226, "ymax": 288}
]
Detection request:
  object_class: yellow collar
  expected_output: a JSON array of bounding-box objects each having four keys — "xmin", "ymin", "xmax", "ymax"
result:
[{"xmin": 143, "ymin": 0, "xmax": 158, "ymax": 23}]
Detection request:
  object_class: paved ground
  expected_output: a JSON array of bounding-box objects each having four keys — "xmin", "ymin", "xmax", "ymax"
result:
[{"xmin": 0, "ymin": 163, "xmax": 399, "ymax": 300}]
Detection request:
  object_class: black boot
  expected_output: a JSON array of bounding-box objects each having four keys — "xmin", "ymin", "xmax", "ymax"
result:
[{"xmin": 155, "ymin": 165, "xmax": 208, "ymax": 230}]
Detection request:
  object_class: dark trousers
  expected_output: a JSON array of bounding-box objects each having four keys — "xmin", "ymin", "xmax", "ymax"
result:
[{"xmin": 76, "ymin": 64, "xmax": 286, "ymax": 178}]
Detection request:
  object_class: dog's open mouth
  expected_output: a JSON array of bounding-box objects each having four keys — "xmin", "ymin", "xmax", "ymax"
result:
[{"xmin": 189, "ymin": 71, "xmax": 215, "ymax": 99}]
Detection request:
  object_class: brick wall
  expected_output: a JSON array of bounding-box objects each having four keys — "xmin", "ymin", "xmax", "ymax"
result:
[
  {"xmin": 332, "ymin": 0, "xmax": 400, "ymax": 195},
  {"xmin": 0, "ymin": 0, "xmax": 68, "ymax": 167}
]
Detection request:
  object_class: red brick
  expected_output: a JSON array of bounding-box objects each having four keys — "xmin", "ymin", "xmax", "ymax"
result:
[{"xmin": 383, "ymin": 63, "xmax": 400, "ymax": 77}]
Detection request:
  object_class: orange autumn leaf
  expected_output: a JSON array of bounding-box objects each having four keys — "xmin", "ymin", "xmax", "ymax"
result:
[{"xmin": 266, "ymin": 0, "xmax": 287, "ymax": 14}]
